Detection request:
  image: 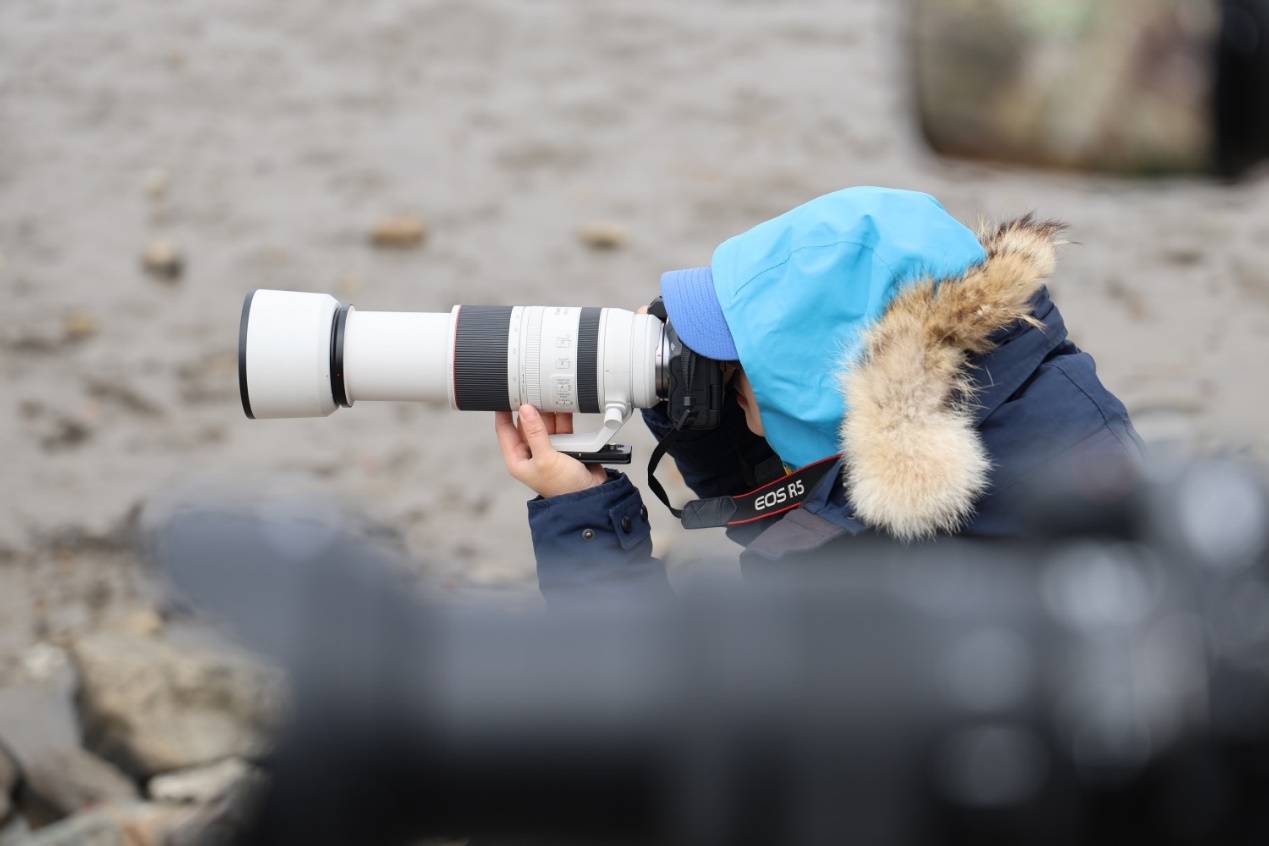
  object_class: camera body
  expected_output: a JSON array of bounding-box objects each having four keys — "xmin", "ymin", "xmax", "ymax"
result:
[{"xmin": 648, "ymin": 296, "xmax": 726, "ymax": 432}]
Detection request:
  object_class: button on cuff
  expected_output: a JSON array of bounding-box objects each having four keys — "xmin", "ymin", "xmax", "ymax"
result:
[{"xmin": 609, "ymin": 501, "xmax": 651, "ymax": 551}]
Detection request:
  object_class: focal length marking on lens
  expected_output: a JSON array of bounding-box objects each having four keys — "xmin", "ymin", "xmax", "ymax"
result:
[
  {"xmin": 539, "ymin": 307, "xmax": 580, "ymax": 412},
  {"xmin": 453, "ymin": 305, "xmax": 514, "ymax": 411}
]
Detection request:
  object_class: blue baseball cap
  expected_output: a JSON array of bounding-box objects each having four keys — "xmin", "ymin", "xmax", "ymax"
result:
[{"xmin": 659, "ymin": 186, "xmax": 988, "ymax": 468}]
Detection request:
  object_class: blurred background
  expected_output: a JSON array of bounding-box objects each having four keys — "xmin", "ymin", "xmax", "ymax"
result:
[{"xmin": 1, "ymin": 0, "xmax": 1268, "ymax": 840}]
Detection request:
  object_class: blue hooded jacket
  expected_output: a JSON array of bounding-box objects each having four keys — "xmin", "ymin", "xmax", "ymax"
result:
[{"xmin": 525, "ymin": 216, "xmax": 1141, "ymax": 600}]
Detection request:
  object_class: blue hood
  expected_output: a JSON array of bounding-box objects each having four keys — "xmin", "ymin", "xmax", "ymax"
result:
[{"xmin": 709, "ymin": 187, "xmax": 987, "ymax": 468}]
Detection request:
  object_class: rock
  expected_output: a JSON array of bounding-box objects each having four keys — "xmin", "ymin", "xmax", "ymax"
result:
[
  {"xmin": 1, "ymin": 313, "xmax": 96, "ymax": 354},
  {"xmin": 70, "ymin": 632, "xmax": 281, "ymax": 778},
  {"xmin": 63, "ymin": 311, "xmax": 98, "ymax": 343},
  {"xmin": 84, "ymin": 378, "xmax": 164, "ymax": 418},
  {"xmin": 119, "ymin": 608, "xmax": 164, "ymax": 638},
  {"xmin": 0, "ymin": 742, "xmax": 16, "ymax": 824},
  {"xmin": 35, "ymin": 412, "xmax": 93, "ymax": 452},
  {"xmin": 20, "ymin": 803, "xmax": 190, "ymax": 846},
  {"xmin": 147, "ymin": 758, "xmax": 250, "ymax": 805},
  {"xmin": 368, "ymin": 213, "xmax": 427, "ymax": 248},
  {"xmin": 18, "ymin": 746, "xmax": 138, "ymax": 825},
  {"xmin": 1160, "ymin": 245, "xmax": 1203, "ymax": 267},
  {"xmin": 164, "ymin": 767, "xmax": 266, "ymax": 846},
  {"xmin": 140, "ymin": 240, "xmax": 184, "ymax": 281},
  {"xmin": 142, "ymin": 168, "xmax": 169, "ymax": 201},
  {"xmin": 21, "ymin": 643, "xmax": 69, "ymax": 682},
  {"xmin": 576, "ymin": 221, "xmax": 628, "ymax": 251}
]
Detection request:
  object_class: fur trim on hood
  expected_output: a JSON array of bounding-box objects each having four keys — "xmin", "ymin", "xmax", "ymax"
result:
[{"xmin": 838, "ymin": 215, "xmax": 1065, "ymax": 541}]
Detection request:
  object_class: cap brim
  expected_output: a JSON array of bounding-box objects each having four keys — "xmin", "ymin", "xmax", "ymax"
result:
[{"xmin": 659, "ymin": 266, "xmax": 738, "ymax": 361}]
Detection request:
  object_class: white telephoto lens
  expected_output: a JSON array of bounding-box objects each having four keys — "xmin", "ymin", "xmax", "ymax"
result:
[{"xmin": 239, "ymin": 291, "xmax": 665, "ymax": 419}]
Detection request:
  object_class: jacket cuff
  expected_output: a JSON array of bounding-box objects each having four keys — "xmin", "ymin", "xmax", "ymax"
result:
[{"xmin": 527, "ymin": 472, "xmax": 661, "ymax": 596}]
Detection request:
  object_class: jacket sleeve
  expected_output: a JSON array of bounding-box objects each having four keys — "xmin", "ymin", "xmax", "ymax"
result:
[
  {"xmin": 528, "ymin": 470, "xmax": 670, "ymax": 603},
  {"xmin": 641, "ymin": 388, "xmax": 782, "ymax": 500}
]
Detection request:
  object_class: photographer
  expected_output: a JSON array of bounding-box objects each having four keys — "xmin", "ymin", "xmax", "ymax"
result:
[{"xmin": 494, "ymin": 187, "xmax": 1142, "ymax": 597}]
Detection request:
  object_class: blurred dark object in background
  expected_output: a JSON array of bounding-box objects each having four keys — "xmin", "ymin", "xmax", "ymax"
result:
[
  {"xmin": 912, "ymin": 0, "xmax": 1269, "ymax": 178},
  {"xmin": 154, "ymin": 458, "xmax": 1269, "ymax": 846}
]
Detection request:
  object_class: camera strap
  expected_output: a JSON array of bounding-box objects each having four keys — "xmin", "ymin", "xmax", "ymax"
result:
[{"xmin": 647, "ymin": 424, "xmax": 840, "ymax": 530}]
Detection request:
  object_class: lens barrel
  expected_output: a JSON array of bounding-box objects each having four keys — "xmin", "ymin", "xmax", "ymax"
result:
[{"xmin": 239, "ymin": 291, "xmax": 664, "ymax": 420}]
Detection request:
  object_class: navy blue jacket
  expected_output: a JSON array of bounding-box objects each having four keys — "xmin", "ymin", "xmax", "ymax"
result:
[{"xmin": 527, "ymin": 224, "xmax": 1142, "ymax": 601}]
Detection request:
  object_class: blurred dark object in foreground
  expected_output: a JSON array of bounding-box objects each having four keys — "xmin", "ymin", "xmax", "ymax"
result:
[
  {"xmin": 153, "ymin": 459, "xmax": 1269, "ymax": 846},
  {"xmin": 912, "ymin": 0, "xmax": 1269, "ymax": 178}
]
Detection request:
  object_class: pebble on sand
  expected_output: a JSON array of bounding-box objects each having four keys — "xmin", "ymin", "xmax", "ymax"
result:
[
  {"xmin": 368, "ymin": 213, "xmax": 428, "ymax": 248},
  {"xmin": 21, "ymin": 642, "xmax": 68, "ymax": 681},
  {"xmin": 63, "ymin": 311, "xmax": 98, "ymax": 343},
  {"xmin": 577, "ymin": 222, "xmax": 629, "ymax": 251},
  {"xmin": 147, "ymin": 758, "xmax": 251, "ymax": 805},
  {"xmin": 142, "ymin": 168, "xmax": 170, "ymax": 201},
  {"xmin": 141, "ymin": 240, "xmax": 184, "ymax": 281},
  {"xmin": 120, "ymin": 608, "xmax": 164, "ymax": 638}
]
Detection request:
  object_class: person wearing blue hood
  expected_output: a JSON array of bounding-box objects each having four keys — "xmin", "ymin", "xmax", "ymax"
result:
[{"xmin": 494, "ymin": 187, "xmax": 1142, "ymax": 597}]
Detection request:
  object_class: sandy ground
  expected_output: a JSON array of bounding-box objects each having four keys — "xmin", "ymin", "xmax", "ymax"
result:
[{"xmin": 2, "ymin": 0, "xmax": 1268, "ymax": 674}]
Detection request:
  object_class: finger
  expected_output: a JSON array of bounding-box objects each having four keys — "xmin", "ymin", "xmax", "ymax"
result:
[
  {"xmin": 494, "ymin": 411, "xmax": 530, "ymax": 467},
  {"xmin": 517, "ymin": 404, "xmax": 554, "ymax": 459},
  {"xmin": 556, "ymin": 413, "xmax": 573, "ymax": 435},
  {"xmin": 530, "ymin": 410, "xmax": 560, "ymax": 436},
  {"xmin": 636, "ymin": 305, "xmax": 649, "ymax": 315}
]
